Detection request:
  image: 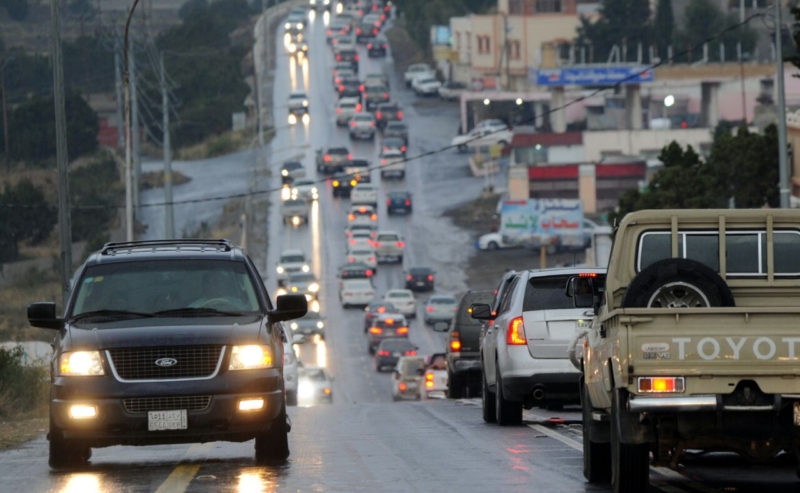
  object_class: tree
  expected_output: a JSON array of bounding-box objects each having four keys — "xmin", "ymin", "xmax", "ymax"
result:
[
  {"xmin": 0, "ymin": 180, "xmax": 57, "ymax": 262},
  {"xmin": 0, "ymin": 0, "xmax": 29, "ymax": 21},
  {"xmin": 708, "ymin": 125, "xmax": 779, "ymax": 208},
  {"xmin": 70, "ymin": 152, "xmax": 120, "ymax": 242},
  {"xmin": 178, "ymin": 0, "xmax": 208, "ymax": 19},
  {"xmin": 575, "ymin": 0, "xmax": 652, "ymax": 63},
  {"xmin": 653, "ymin": 0, "xmax": 674, "ymax": 59},
  {"xmin": 676, "ymin": 0, "xmax": 756, "ymax": 62}
]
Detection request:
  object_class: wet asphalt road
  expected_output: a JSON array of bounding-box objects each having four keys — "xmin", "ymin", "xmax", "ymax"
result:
[{"xmin": 1, "ymin": 8, "xmax": 798, "ymax": 493}]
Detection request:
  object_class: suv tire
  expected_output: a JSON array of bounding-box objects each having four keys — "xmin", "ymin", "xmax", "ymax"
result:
[
  {"xmin": 48, "ymin": 415, "xmax": 91, "ymax": 470},
  {"xmin": 495, "ymin": 362, "xmax": 522, "ymax": 426},
  {"xmin": 255, "ymin": 404, "xmax": 290, "ymax": 463},
  {"xmin": 447, "ymin": 370, "xmax": 463, "ymax": 399},
  {"xmin": 582, "ymin": 384, "xmax": 611, "ymax": 483},
  {"xmin": 610, "ymin": 391, "xmax": 650, "ymax": 493},
  {"xmin": 481, "ymin": 365, "xmax": 496, "ymax": 423},
  {"xmin": 622, "ymin": 258, "xmax": 734, "ymax": 309}
]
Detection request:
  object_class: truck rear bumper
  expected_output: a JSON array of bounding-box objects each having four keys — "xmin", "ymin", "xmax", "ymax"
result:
[{"xmin": 629, "ymin": 395, "xmax": 718, "ymax": 412}]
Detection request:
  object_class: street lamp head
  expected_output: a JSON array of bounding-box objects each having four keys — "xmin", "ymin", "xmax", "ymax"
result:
[
  {"xmin": 664, "ymin": 95, "xmax": 675, "ymax": 108},
  {"xmin": 483, "ymin": 98, "xmax": 490, "ymax": 105},
  {"xmin": 515, "ymin": 98, "xmax": 523, "ymax": 105}
]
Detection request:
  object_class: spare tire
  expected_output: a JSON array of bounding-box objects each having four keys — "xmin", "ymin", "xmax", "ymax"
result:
[{"xmin": 622, "ymin": 258, "xmax": 735, "ymax": 308}]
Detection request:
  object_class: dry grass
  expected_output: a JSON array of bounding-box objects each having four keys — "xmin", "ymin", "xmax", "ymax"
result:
[
  {"xmin": 0, "ymin": 268, "xmax": 62, "ymax": 342},
  {"xmin": 141, "ymin": 170, "xmax": 192, "ymax": 190},
  {"xmin": 0, "ymin": 418, "xmax": 48, "ymax": 450},
  {"xmin": 384, "ymin": 20, "xmax": 428, "ymax": 74},
  {"xmin": 177, "ymin": 130, "xmax": 255, "ymax": 161}
]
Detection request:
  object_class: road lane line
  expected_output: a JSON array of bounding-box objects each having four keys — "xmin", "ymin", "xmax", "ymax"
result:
[
  {"xmin": 154, "ymin": 443, "xmax": 212, "ymax": 493},
  {"xmin": 528, "ymin": 424, "xmax": 582, "ymax": 450}
]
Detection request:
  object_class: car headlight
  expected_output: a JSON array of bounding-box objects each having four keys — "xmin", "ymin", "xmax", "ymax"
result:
[
  {"xmin": 308, "ymin": 283, "xmax": 320, "ymax": 293},
  {"xmin": 302, "ymin": 264, "xmax": 310, "ymax": 272},
  {"xmin": 291, "ymin": 188, "xmax": 299, "ymax": 194},
  {"xmin": 276, "ymin": 287, "xmax": 287, "ymax": 297},
  {"xmin": 59, "ymin": 351, "xmax": 104, "ymax": 376},
  {"xmin": 298, "ymin": 379, "xmax": 314, "ymax": 398},
  {"xmin": 311, "ymin": 187, "xmax": 318, "ymax": 194},
  {"xmin": 277, "ymin": 266, "xmax": 285, "ymax": 274},
  {"xmin": 291, "ymin": 322, "xmax": 298, "ymax": 330},
  {"xmin": 317, "ymin": 321, "xmax": 324, "ymax": 329},
  {"xmin": 229, "ymin": 345, "xmax": 273, "ymax": 370},
  {"xmin": 303, "ymin": 100, "xmax": 309, "ymax": 107},
  {"xmin": 281, "ymin": 169, "xmax": 289, "ymax": 176},
  {"xmin": 296, "ymin": 23, "xmax": 303, "ymax": 29},
  {"xmin": 285, "ymin": 22, "xmax": 291, "ymax": 29},
  {"xmin": 288, "ymin": 44, "xmax": 297, "ymax": 53},
  {"xmin": 291, "ymin": 286, "xmax": 298, "ymax": 292}
]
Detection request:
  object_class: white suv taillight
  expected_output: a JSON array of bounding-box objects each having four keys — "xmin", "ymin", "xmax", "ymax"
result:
[{"xmin": 507, "ymin": 316, "xmax": 526, "ymax": 345}]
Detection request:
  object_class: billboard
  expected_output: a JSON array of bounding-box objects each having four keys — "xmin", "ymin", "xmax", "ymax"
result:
[
  {"xmin": 430, "ymin": 26, "xmax": 451, "ymax": 46},
  {"xmin": 471, "ymin": 76, "xmax": 498, "ymax": 91},
  {"xmin": 500, "ymin": 199, "xmax": 584, "ymax": 248},
  {"xmin": 531, "ymin": 66, "xmax": 654, "ymax": 87}
]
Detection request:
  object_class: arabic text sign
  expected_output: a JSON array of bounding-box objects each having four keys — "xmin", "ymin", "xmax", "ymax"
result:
[
  {"xmin": 531, "ymin": 66, "xmax": 654, "ymax": 87},
  {"xmin": 500, "ymin": 199, "xmax": 583, "ymax": 243},
  {"xmin": 430, "ymin": 26, "xmax": 451, "ymax": 46}
]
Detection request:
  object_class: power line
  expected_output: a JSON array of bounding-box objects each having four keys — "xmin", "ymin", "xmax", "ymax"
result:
[{"xmin": 1, "ymin": 14, "xmax": 764, "ymax": 212}]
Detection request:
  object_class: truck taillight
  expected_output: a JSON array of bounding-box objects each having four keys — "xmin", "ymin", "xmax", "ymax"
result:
[
  {"xmin": 397, "ymin": 111, "xmax": 403, "ymax": 119},
  {"xmin": 395, "ymin": 241, "xmax": 405, "ymax": 247},
  {"xmin": 427, "ymin": 274, "xmax": 433, "ymax": 281},
  {"xmin": 638, "ymin": 377, "xmax": 685, "ymax": 393},
  {"xmin": 450, "ymin": 330, "xmax": 461, "ymax": 352},
  {"xmin": 426, "ymin": 306, "xmax": 434, "ymax": 312},
  {"xmin": 370, "ymin": 327, "xmax": 382, "ymax": 334},
  {"xmin": 397, "ymin": 327, "xmax": 409, "ymax": 335},
  {"xmin": 507, "ymin": 316, "xmax": 526, "ymax": 345}
]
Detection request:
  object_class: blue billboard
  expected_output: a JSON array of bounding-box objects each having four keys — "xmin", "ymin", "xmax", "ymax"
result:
[{"xmin": 531, "ymin": 66, "xmax": 654, "ymax": 86}]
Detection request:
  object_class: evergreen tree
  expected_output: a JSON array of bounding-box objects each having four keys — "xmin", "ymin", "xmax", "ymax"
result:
[
  {"xmin": 653, "ymin": 0, "xmax": 674, "ymax": 59},
  {"xmin": 575, "ymin": 0, "xmax": 652, "ymax": 63}
]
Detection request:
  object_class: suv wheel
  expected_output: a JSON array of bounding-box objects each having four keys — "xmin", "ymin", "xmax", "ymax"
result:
[
  {"xmin": 610, "ymin": 391, "xmax": 650, "ymax": 492},
  {"xmin": 255, "ymin": 404, "xmax": 290, "ymax": 463},
  {"xmin": 447, "ymin": 370, "xmax": 463, "ymax": 399},
  {"xmin": 49, "ymin": 414, "xmax": 91, "ymax": 470},
  {"xmin": 495, "ymin": 363, "xmax": 522, "ymax": 426},
  {"xmin": 481, "ymin": 365, "xmax": 496, "ymax": 423},
  {"xmin": 582, "ymin": 384, "xmax": 611, "ymax": 483}
]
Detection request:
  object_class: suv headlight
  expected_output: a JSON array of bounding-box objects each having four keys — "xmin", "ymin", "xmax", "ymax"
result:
[
  {"xmin": 290, "ymin": 322, "xmax": 299, "ymax": 330},
  {"xmin": 230, "ymin": 345, "xmax": 274, "ymax": 370},
  {"xmin": 285, "ymin": 22, "xmax": 291, "ymax": 29},
  {"xmin": 308, "ymin": 283, "xmax": 320, "ymax": 293},
  {"xmin": 277, "ymin": 266, "xmax": 285, "ymax": 274},
  {"xmin": 302, "ymin": 264, "xmax": 310, "ymax": 272},
  {"xmin": 59, "ymin": 351, "xmax": 105, "ymax": 376}
]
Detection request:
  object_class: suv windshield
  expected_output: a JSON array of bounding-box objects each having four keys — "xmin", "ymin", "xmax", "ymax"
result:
[
  {"xmin": 280, "ymin": 254, "xmax": 304, "ymax": 263},
  {"xmin": 289, "ymin": 273, "xmax": 316, "ymax": 282},
  {"xmin": 72, "ymin": 260, "xmax": 261, "ymax": 318},
  {"xmin": 523, "ymin": 275, "xmax": 606, "ymax": 311}
]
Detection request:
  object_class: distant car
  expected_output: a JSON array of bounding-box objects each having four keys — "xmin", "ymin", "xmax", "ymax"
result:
[
  {"xmin": 281, "ymin": 198, "xmax": 310, "ymax": 225},
  {"xmin": 423, "ymin": 294, "xmax": 458, "ymax": 325},
  {"xmin": 347, "ymin": 205, "xmax": 378, "ymax": 227},
  {"xmin": 351, "ymin": 183, "xmax": 378, "ymax": 207},
  {"xmin": 345, "ymin": 223, "xmax": 377, "ymax": 240},
  {"xmin": 381, "ymin": 137, "xmax": 407, "ymax": 157},
  {"xmin": 286, "ymin": 271, "xmax": 320, "ymax": 301},
  {"xmin": 327, "ymin": 19, "xmax": 351, "ymax": 43},
  {"xmin": 284, "ymin": 10, "xmax": 306, "ymax": 31},
  {"xmin": 347, "ymin": 230, "xmax": 374, "ymax": 250},
  {"xmin": 375, "ymin": 339, "xmax": 417, "ymax": 372},
  {"xmin": 297, "ymin": 366, "xmax": 333, "ymax": 405},
  {"xmin": 347, "ymin": 246, "xmax": 377, "ymax": 270},
  {"xmin": 383, "ymin": 121, "xmax": 408, "ymax": 144},
  {"xmin": 379, "ymin": 149, "xmax": 405, "ymax": 179},
  {"xmin": 291, "ymin": 179, "xmax": 319, "ymax": 202},
  {"xmin": 372, "ymin": 231, "xmax": 404, "ymax": 263},
  {"xmin": 281, "ymin": 161, "xmax": 305, "ymax": 184},
  {"xmin": 336, "ymin": 97, "xmax": 362, "ymax": 126},
  {"xmin": 276, "ymin": 249, "xmax": 310, "ymax": 286},
  {"xmin": 333, "ymin": 35, "xmax": 356, "ymax": 52},
  {"xmin": 289, "ymin": 310, "xmax": 326, "ymax": 341},
  {"xmin": 316, "ymin": 146, "xmax": 351, "ymax": 174},
  {"xmin": 391, "ymin": 356, "xmax": 426, "ymax": 400},
  {"xmin": 288, "ymin": 40, "xmax": 308, "ymax": 57},
  {"xmin": 349, "ymin": 113, "xmax": 377, "ymax": 140},
  {"xmin": 308, "ymin": 0, "xmax": 332, "ymax": 10},
  {"xmin": 364, "ymin": 85, "xmax": 390, "ymax": 111},
  {"xmin": 375, "ymin": 102, "xmax": 403, "ymax": 130},
  {"xmin": 367, "ymin": 36, "xmax": 387, "ymax": 57},
  {"xmin": 367, "ymin": 314, "xmax": 409, "ymax": 353},
  {"xmin": 362, "ymin": 72, "xmax": 389, "ymax": 90},
  {"xmin": 404, "ymin": 63, "xmax": 431, "ymax": 87},
  {"xmin": 386, "ymin": 190, "xmax": 412, "ymax": 214},
  {"xmin": 412, "ymin": 74, "xmax": 442, "ymax": 96},
  {"xmin": 338, "ymin": 262, "xmax": 375, "ymax": 288},
  {"xmin": 337, "ymin": 77, "xmax": 362, "ymax": 100},
  {"xmin": 383, "ymin": 289, "xmax": 416, "ymax": 318},
  {"xmin": 405, "ymin": 267, "xmax": 435, "ymax": 291},
  {"xmin": 441, "ymin": 290, "xmax": 495, "ymax": 399},
  {"xmin": 422, "ymin": 353, "xmax": 449, "ymax": 399},
  {"xmin": 356, "ymin": 22, "xmax": 379, "ymax": 43},
  {"xmin": 331, "ymin": 172, "xmax": 358, "ymax": 198},
  {"xmin": 332, "ymin": 66, "xmax": 355, "ymax": 87},
  {"xmin": 364, "ymin": 301, "xmax": 397, "ymax": 331},
  {"xmin": 340, "ymin": 278, "xmax": 375, "ymax": 308},
  {"xmin": 335, "ymin": 48, "xmax": 359, "ymax": 71},
  {"xmin": 438, "ymin": 80, "xmax": 468, "ymax": 101},
  {"xmin": 343, "ymin": 158, "xmax": 371, "ymax": 180},
  {"xmin": 287, "ymin": 90, "xmax": 309, "ymax": 115},
  {"xmin": 451, "ymin": 122, "xmax": 512, "ymax": 152}
]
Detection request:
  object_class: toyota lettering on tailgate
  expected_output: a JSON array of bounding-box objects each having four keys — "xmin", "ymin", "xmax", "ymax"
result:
[{"xmin": 665, "ymin": 337, "xmax": 800, "ymax": 361}]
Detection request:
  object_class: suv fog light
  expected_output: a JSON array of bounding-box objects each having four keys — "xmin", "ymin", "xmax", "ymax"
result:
[
  {"xmin": 238, "ymin": 398, "xmax": 265, "ymax": 411},
  {"xmin": 638, "ymin": 376, "xmax": 685, "ymax": 393},
  {"xmin": 69, "ymin": 404, "xmax": 97, "ymax": 419}
]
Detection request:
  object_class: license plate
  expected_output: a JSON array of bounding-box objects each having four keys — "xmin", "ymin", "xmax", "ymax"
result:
[
  {"xmin": 577, "ymin": 320, "xmax": 592, "ymax": 329},
  {"xmin": 303, "ymin": 329, "xmax": 313, "ymax": 334},
  {"xmin": 393, "ymin": 352, "xmax": 401, "ymax": 357},
  {"xmin": 416, "ymin": 282, "xmax": 424, "ymax": 286},
  {"xmin": 794, "ymin": 403, "xmax": 800, "ymax": 426},
  {"xmin": 148, "ymin": 410, "xmax": 187, "ymax": 431}
]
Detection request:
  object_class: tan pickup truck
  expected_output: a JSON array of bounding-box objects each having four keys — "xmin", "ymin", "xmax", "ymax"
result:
[{"xmin": 575, "ymin": 209, "xmax": 800, "ymax": 493}]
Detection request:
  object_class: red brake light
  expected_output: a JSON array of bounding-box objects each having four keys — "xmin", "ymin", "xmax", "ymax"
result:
[
  {"xmin": 376, "ymin": 111, "xmax": 382, "ymax": 119},
  {"xmin": 379, "ymin": 350, "xmax": 390, "ymax": 356},
  {"xmin": 374, "ymin": 21, "xmax": 379, "ymax": 26},
  {"xmin": 427, "ymin": 274, "xmax": 433, "ymax": 281},
  {"xmin": 348, "ymin": 153, "xmax": 353, "ymax": 159},
  {"xmin": 357, "ymin": 28, "xmax": 362, "ymax": 34},
  {"xmin": 370, "ymin": 214, "xmax": 377, "ymax": 220},
  {"xmin": 324, "ymin": 154, "xmax": 331, "ymax": 162},
  {"xmin": 405, "ymin": 199, "xmax": 411, "ymax": 206},
  {"xmin": 336, "ymin": 108, "xmax": 342, "ymax": 114},
  {"xmin": 374, "ymin": 241, "xmax": 382, "ymax": 247},
  {"xmin": 351, "ymin": 121, "xmax": 357, "ymax": 127},
  {"xmin": 366, "ymin": 269, "xmax": 374, "ymax": 277},
  {"xmin": 369, "ymin": 256, "xmax": 376, "ymax": 262},
  {"xmin": 356, "ymin": 104, "xmax": 362, "ymax": 111},
  {"xmin": 401, "ymin": 146, "xmax": 406, "ymax": 152},
  {"xmin": 377, "ymin": 306, "xmax": 385, "ymax": 313},
  {"xmin": 507, "ymin": 316, "xmax": 526, "ymax": 345},
  {"xmin": 354, "ymin": 54, "xmax": 359, "ymax": 61},
  {"xmin": 398, "ymin": 381, "xmax": 406, "ymax": 391},
  {"xmin": 382, "ymin": 44, "xmax": 387, "ymax": 49},
  {"xmin": 348, "ymin": 257, "xmax": 355, "ymax": 263},
  {"xmin": 336, "ymin": 54, "xmax": 342, "ymax": 61},
  {"xmin": 383, "ymin": 92, "xmax": 388, "ymax": 99},
  {"xmin": 395, "ymin": 241, "xmax": 405, "ymax": 248},
  {"xmin": 360, "ymin": 84, "xmax": 365, "ymax": 92},
  {"xmin": 404, "ymin": 350, "xmax": 416, "ymax": 356},
  {"xmin": 385, "ymin": 319, "xmax": 394, "ymax": 325},
  {"xmin": 426, "ymin": 306, "xmax": 434, "ymax": 313},
  {"xmin": 406, "ymin": 275, "xmax": 412, "ymax": 280},
  {"xmin": 359, "ymin": 206, "xmax": 367, "ymax": 212},
  {"xmin": 397, "ymin": 111, "xmax": 403, "ymax": 119},
  {"xmin": 367, "ymin": 44, "xmax": 373, "ymax": 49},
  {"xmin": 348, "ymin": 213, "xmax": 355, "ymax": 220},
  {"xmin": 387, "ymin": 199, "xmax": 392, "ymax": 206},
  {"xmin": 370, "ymin": 327, "xmax": 383, "ymax": 334},
  {"xmin": 579, "ymin": 273, "xmax": 598, "ymax": 277},
  {"xmin": 397, "ymin": 327, "xmax": 409, "ymax": 335},
  {"xmin": 327, "ymin": 29, "xmax": 332, "ymax": 35}
]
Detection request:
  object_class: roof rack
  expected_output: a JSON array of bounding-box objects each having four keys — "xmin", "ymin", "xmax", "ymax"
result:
[{"xmin": 100, "ymin": 239, "xmax": 232, "ymax": 255}]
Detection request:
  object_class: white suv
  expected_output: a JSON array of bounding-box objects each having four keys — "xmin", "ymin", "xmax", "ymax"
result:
[
  {"xmin": 372, "ymin": 231, "xmax": 404, "ymax": 263},
  {"xmin": 276, "ymin": 249, "xmax": 310, "ymax": 286},
  {"xmin": 351, "ymin": 183, "xmax": 378, "ymax": 207},
  {"xmin": 471, "ymin": 268, "xmax": 606, "ymax": 425},
  {"xmin": 335, "ymin": 97, "xmax": 361, "ymax": 126},
  {"xmin": 349, "ymin": 113, "xmax": 376, "ymax": 140}
]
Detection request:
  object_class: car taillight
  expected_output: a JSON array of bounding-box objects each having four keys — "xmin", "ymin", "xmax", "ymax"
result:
[
  {"xmin": 397, "ymin": 111, "xmax": 403, "ymax": 119},
  {"xmin": 395, "ymin": 241, "xmax": 404, "ymax": 248},
  {"xmin": 450, "ymin": 331, "xmax": 461, "ymax": 352},
  {"xmin": 356, "ymin": 104, "xmax": 362, "ymax": 111},
  {"xmin": 580, "ymin": 272, "xmax": 598, "ymax": 277},
  {"xmin": 366, "ymin": 269, "xmax": 374, "ymax": 276},
  {"xmin": 348, "ymin": 153, "xmax": 353, "ymax": 159},
  {"xmin": 324, "ymin": 154, "xmax": 331, "ymax": 162},
  {"xmin": 387, "ymin": 199, "xmax": 392, "ymax": 206},
  {"xmin": 336, "ymin": 54, "xmax": 342, "ymax": 61},
  {"xmin": 357, "ymin": 28, "xmax": 362, "ymax": 34},
  {"xmin": 359, "ymin": 84, "xmax": 365, "ymax": 92},
  {"xmin": 354, "ymin": 54, "xmax": 359, "ymax": 61},
  {"xmin": 404, "ymin": 350, "xmax": 416, "ymax": 356},
  {"xmin": 404, "ymin": 199, "xmax": 411, "ymax": 206},
  {"xmin": 382, "ymin": 43, "xmax": 387, "ymax": 49},
  {"xmin": 351, "ymin": 121, "xmax": 357, "ymax": 127},
  {"xmin": 370, "ymin": 327, "xmax": 382, "ymax": 334},
  {"xmin": 369, "ymin": 257, "xmax": 376, "ymax": 262},
  {"xmin": 397, "ymin": 327, "xmax": 408, "ymax": 335},
  {"xmin": 507, "ymin": 316, "xmax": 526, "ymax": 345},
  {"xmin": 336, "ymin": 108, "xmax": 342, "ymax": 114},
  {"xmin": 350, "ymin": 239, "xmax": 356, "ymax": 244},
  {"xmin": 381, "ymin": 159, "xmax": 387, "ymax": 165},
  {"xmin": 374, "ymin": 21, "xmax": 380, "ymax": 26},
  {"xmin": 383, "ymin": 92, "xmax": 388, "ymax": 99},
  {"xmin": 348, "ymin": 214, "xmax": 355, "ymax": 220},
  {"xmin": 398, "ymin": 381, "xmax": 407, "ymax": 391},
  {"xmin": 379, "ymin": 350, "xmax": 389, "ymax": 356},
  {"xmin": 369, "ymin": 122, "xmax": 375, "ymax": 127},
  {"xmin": 348, "ymin": 257, "xmax": 355, "ymax": 263},
  {"xmin": 367, "ymin": 43, "xmax": 373, "ymax": 49},
  {"xmin": 376, "ymin": 111, "xmax": 382, "ymax": 119},
  {"xmin": 638, "ymin": 377, "xmax": 685, "ymax": 393},
  {"xmin": 370, "ymin": 214, "xmax": 377, "ymax": 220},
  {"xmin": 427, "ymin": 274, "xmax": 434, "ymax": 281},
  {"xmin": 338, "ymin": 85, "xmax": 345, "ymax": 92},
  {"xmin": 426, "ymin": 306, "xmax": 434, "ymax": 313}
]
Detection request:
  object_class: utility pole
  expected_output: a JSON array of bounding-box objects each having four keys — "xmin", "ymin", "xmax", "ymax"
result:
[
  {"xmin": 504, "ymin": 14, "xmax": 511, "ymax": 91},
  {"xmin": 50, "ymin": 0, "xmax": 73, "ymax": 307},
  {"xmin": 123, "ymin": 0, "xmax": 142, "ymax": 242},
  {"xmin": 129, "ymin": 45, "xmax": 141, "ymax": 216},
  {"xmin": 160, "ymin": 52, "xmax": 174, "ymax": 239},
  {"xmin": 114, "ymin": 50, "xmax": 124, "ymax": 150},
  {"xmin": 775, "ymin": 0, "xmax": 790, "ymax": 208},
  {"xmin": 1, "ymin": 58, "xmax": 10, "ymax": 171}
]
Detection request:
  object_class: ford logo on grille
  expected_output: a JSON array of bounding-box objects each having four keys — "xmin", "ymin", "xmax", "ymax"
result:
[{"xmin": 154, "ymin": 358, "xmax": 178, "ymax": 367}]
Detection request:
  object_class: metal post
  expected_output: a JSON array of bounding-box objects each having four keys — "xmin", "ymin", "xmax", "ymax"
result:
[
  {"xmin": 775, "ymin": 0, "xmax": 791, "ymax": 208},
  {"xmin": 160, "ymin": 53, "xmax": 174, "ymax": 238},
  {"xmin": 114, "ymin": 51, "xmax": 124, "ymax": 150},
  {"xmin": 129, "ymin": 46, "xmax": 141, "ymax": 215},
  {"xmin": 123, "ymin": 0, "xmax": 142, "ymax": 242},
  {"xmin": 50, "ymin": 0, "xmax": 73, "ymax": 307},
  {"xmin": 1, "ymin": 61, "xmax": 9, "ymax": 171}
]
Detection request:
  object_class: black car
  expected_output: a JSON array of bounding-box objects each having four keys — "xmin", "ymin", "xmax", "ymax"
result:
[
  {"xmin": 337, "ymin": 78, "xmax": 362, "ymax": 100},
  {"xmin": 375, "ymin": 102, "xmax": 402, "ymax": 129},
  {"xmin": 405, "ymin": 266, "xmax": 435, "ymax": 291},
  {"xmin": 383, "ymin": 121, "xmax": 409, "ymax": 144},
  {"xmin": 289, "ymin": 310, "xmax": 325, "ymax": 341},
  {"xmin": 387, "ymin": 191, "xmax": 412, "ymax": 214},
  {"xmin": 28, "ymin": 239, "xmax": 307, "ymax": 469},
  {"xmin": 375, "ymin": 338, "xmax": 417, "ymax": 371},
  {"xmin": 363, "ymin": 301, "xmax": 397, "ymax": 331},
  {"xmin": 367, "ymin": 37, "xmax": 387, "ymax": 57},
  {"xmin": 355, "ymin": 23, "xmax": 379, "ymax": 43},
  {"xmin": 336, "ymin": 49, "xmax": 359, "ymax": 71},
  {"xmin": 382, "ymin": 137, "xmax": 407, "ymax": 157},
  {"xmin": 339, "ymin": 262, "xmax": 375, "ymax": 283},
  {"xmin": 367, "ymin": 315, "xmax": 409, "ymax": 353},
  {"xmin": 331, "ymin": 172, "xmax": 360, "ymax": 197},
  {"xmin": 364, "ymin": 85, "xmax": 390, "ymax": 111}
]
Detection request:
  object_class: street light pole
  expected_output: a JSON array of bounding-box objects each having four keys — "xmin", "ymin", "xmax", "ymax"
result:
[
  {"xmin": 0, "ymin": 56, "xmax": 12, "ymax": 171},
  {"xmin": 775, "ymin": 0, "xmax": 790, "ymax": 208},
  {"xmin": 123, "ymin": 0, "xmax": 143, "ymax": 241}
]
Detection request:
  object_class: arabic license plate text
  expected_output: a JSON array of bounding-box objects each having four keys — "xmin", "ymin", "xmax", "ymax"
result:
[
  {"xmin": 577, "ymin": 320, "xmax": 592, "ymax": 329},
  {"xmin": 148, "ymin": 410, "xmax": 187, "ymax": 431}
]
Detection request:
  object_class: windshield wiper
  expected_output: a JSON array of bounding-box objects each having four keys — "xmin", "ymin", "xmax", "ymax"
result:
[
  {"xmin": 70, "ymin": 310, "xmax": 155, "ymax": 322},
  {"xmin": 152, "ymin": 307, "xmax": 246, "ymax": 317}
]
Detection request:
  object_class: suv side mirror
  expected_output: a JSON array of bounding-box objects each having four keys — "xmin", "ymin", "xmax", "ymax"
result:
[
  {"xmin": 469, "ymin": 303, "xmax": 493, "ymax": 321},
  {"xmin": 432, "ymin": 321, "xmax": 449, "ymax": 333},
  {"xmin": 27, "ymin": 302, "xmax": 62, "ymax": 330},
  {"xmin": 567, "ymin": 277, "xmax": 596, "ymax": 310},
  {"xmin": 270, "ymin": 295, "xmax": 308, "ymax": 322}
]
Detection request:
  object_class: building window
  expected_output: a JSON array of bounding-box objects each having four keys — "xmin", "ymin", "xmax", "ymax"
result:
[
  {"xmin": 478, "ymin": 36, "xmax": 491, "ymax": 54},
  {"xmin": 536, "ymin": 0, "xmax": 562, "ymax": 12},
  {"xmin": 455, "ymin": 32, "xmax": 461, "ymax": 50},
  {"xmin": 509, "ymin": 0, "xmax": 524, "ymax": 13},
  {"xmin": 509, "ymin": 40, "xmax": 521, "ymax": 60}
]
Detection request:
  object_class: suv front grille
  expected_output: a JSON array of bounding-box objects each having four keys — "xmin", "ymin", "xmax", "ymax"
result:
[
  {"xmin": 123, "ymin": 396, "xmax": 212, "ymax": 413},
  {"xmin": 107, "ymin": 346, "xmax": 224, "ymax": 381}
]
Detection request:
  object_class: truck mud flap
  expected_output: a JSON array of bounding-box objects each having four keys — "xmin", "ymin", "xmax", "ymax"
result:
[{"xmin": 616, "ymin": 389, "xmax": 655, "ymax": 445}]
